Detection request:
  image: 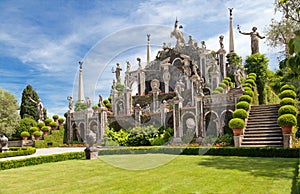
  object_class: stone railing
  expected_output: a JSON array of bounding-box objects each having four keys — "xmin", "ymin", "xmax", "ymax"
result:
[{"xmin": 203, "ymin": 93, "xmax": 239, "ymax": 107}]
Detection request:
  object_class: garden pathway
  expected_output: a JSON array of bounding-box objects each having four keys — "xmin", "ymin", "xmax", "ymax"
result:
[{"xmin": 0, "ymin": 147, "xmax": 85, "ymax": 161}]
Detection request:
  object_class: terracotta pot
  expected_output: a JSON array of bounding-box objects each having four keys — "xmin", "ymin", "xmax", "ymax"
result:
[
  {"xmin": 232, "ymin": 128, "xmax": 242, "ymax": 136},
  {"xmin": 43, "ymin": 131, "xmax": 48, "ymax": 136},
  {"xmin": 281, "ymin": 126, "xmax": 293, "ymax": 134},
  {"xmin": 22, "ymin": 136, "xmax": 28, "ymax": 140},
  {"xmin": 34, "ymin": 136, "xmax": 40, "ymax": 140}
]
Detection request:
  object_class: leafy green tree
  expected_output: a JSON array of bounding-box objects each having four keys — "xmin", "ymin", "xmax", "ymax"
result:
[
  {"xmin": 0, "ymin": 88, "xmax": 20, "ymax": 137},
  {"xmin": 244, "ymin": 53, "xmax": 269, "ymax": 104},
  {"xmin": 20, "ymin": 85, "xmax": 47, "ymax": 121},
  {"xmin": 15, "ymin": 117, "xmax": 37, "ymax": 138},
  {"xmin": 74, "ymin": 101, "xmax": 87, "ymax": 112}
]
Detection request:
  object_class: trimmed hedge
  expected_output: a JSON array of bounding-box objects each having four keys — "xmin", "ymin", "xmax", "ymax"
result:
[
  {"xmin": 277, "ymin": 114, "xmax": 297, "ymax": 127},
  {"xmin": 242, "ymin": 83, "xmax": 252, "ymax": 89},
  {"xmin": 280, "ymin": 84, "xmax": 296, "ymax": 92},
  {"xmin": 0, "ymin": 147, "xmax": 36, "ymax": 158},
  {"xmin": 98, "ymin": 147, "xmax": 300, "ymax": 158},
  {"xmin": 244, "ymin": 90, "xmax": 254, "ymax": 97},
  {"xmin": 238, "ymin": 95, "xmax": 252, "ymax": 103},
  {"xmin": 278, "ymin": 105, "xmax": 298, "ymax": 117},
  {"xmin": 215, "ymin": 87, "xmax": 224, "ymax": 93},
  {"xmin": 233, "ymin": 109, "xmax": 248, "ymax": 119},
  {"xmin": 243, "ymin": 87, "xmax": 252, "ymax": 92},
  {"xmin": 279, "ymin": 90, "xmax": 297, "ymax": 99},
  {"xmin": 280, "ymin": 97, "xmax": 296, "ymax": 106},
  {"xmin": 218, "ymin": 82, "xmax": 227, "ymax": 89},
  {"xmin": 0, "ymin": 152, "xmax": 84, "ymax": 170},
  {"xmin": 229, "ymin": 118, "xmax": 245, "ymax": 129},
  {"xmin": 236, "ymin": 101, "xmax": 250, "ymax": 111},
  {"xmin": 245, "ymin": 79, "xmax": 255, "ymax": 86},
  {"xmin": 35, "ymin": 127, "xmax": 65, "ymax": 148}
]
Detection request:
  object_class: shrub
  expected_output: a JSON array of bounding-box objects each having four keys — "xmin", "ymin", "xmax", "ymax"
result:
[
  {"xmin": 233, "ymin": 109, "xmax": 248, "ymax": 119},
  {"xmin": 229, "ymin": 118, "xmax": 245, "ymax": 129},
  {"xmin": 106, "ymin": 102, "xmax": 112, "ymax": 109},
  {"xmin": 238, "ymin": 95, "xmax": 252, "ymax": 103},
  {"xmin": 277, "ymin": 114, "xmax": 297, "ymax": 127},
  {"xmin": 248, "ymin": 76, "xmax": 256, "ymax": 81},
  {"xmin": 37, "ymin": 122, "xmax": 45, "ymax": 129},
  {"xmin": 222, "ymin": 79, "xmax": 229, "ymax": 85},
  {"xmin": 279, "ymin": 90, "xmax": 297, "ymax": 99},
  {"xmin": 218, "ymin": 82, "xmax": 227, "ymax": 89},
  {"xmin": 224, "ymin": 77, "xmax": 231, "ymax": 82},
  {"xmin": 0, "ymin": 147, "xmax": 36, "ymax": 159},
  {"xmin": 243, "ymin": 87, "xmax": 252, "ymax": 92},
  {"xmin": 50, "ymin": 122, "xmax": 58, "ymax": 127},
  {"xmin": 236, "ymin": 101, "xmax": 250, "ymax": 111},
  {"xmin": 29, "ymin": 127, "xmax": 39, "ymax": 133},
  {"xmin": 41, "ymin": 126, "xmax": 50, "ymax": 132},
  {"xmin": 92, "ymin": 105, "xmax": 98, "ymax": 109},
  {"xmin": 44, "ymin": 118, "xmax": 52, "ymax": 126},
  {"xmin": 215, "ymin": 134, "xmax": 234, "ymax": 146},
  {"xmin": 103, "ymin": 99, "xmax": 109, "ymax": 104},
  {"xmin": 52, "ymin": 114, "xmax": 59, "ymax": 119},
  {"xmin": 33, "ymin": 131, "xmax": 42, "ymax": 137},
  {"xmin": 242, "ymin": 83, "xmax": 252, "ymax": 89},
  {"xmin": 215, "ymin": 87, "xmax": 224, "ymax": 93},
  {"xmin": 20, "ymin": 131, "xmax": 30, "ymax": 137},
  {"xmin": 16, "ymin": 117, "xmax": 37, "ymax": 137},
  {"xmin": 278, "ymin": 105, "xmax": 298, "ymax": 117},
  {"xmin": 58, "ymin": 118, "xmax": 64, "ymax": 123},
  {"xmin": 245, "ymin": 79, "xmax": 255, "ymax": 86},
  {"xmin": 244, "ymin": 90, "xmax": 254, "ymax": 97},
  {"xmin": 280, "ymin": 98, "xmax": 296, "ymax": 106},
  {"xmin": 280, "ymin": 84, "xmax": 296, "ymax": 92},
  {"xmin": 212, "ymin": 90, "xmax": 221, "ymax": 95},
  {"xmin": 248, "ymin": 73, "xmax": 257, "ymax": 78}
]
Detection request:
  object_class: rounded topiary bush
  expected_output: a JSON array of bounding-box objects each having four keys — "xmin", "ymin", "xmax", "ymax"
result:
[
  {"xmin": 29, "ymin": 127, "xmax": 39, "ymax": 133},
  {"xmin": 278, "ymin": 105, "xmax": 298, "ymax": 117},
  {"xmin": 50, "ymin": 122, "xmax": 58, "ymax": 127},
  {"xmin": 33, "ymin": 131, "xmax": 42, "ymax": 137},
  {"xmin": 37, "ymin": 122, "xmax": 45, "ymax": 129},
  {"xmin": 41, "ymin": 126, "xmax": 50, "ymax": 132},
  {"xmin": 224, "ymin": 77, "xmax": 231, "ymax": 82},
  {"xmin": 236, "ymin": 101, "xmax": 250, "ymax": 111},
  {"xmin": 280, "ymin": 84, "xmax": 296, "ymax": 92},
  {"xmin": 218, "ymin": 82, "xmax": 227, "ymax": 89},
  {"xmin": 245, "ymin": 79, "xmax": 256, "ymax": 86},
  {"xmin": 244, "ymin": 90, "xmax": 254, "ymax": 97},
  {"xmin": 229, "ymin": 118, "xmax": 245, "ymax": 129},
  {"xmin": 238, "ymin": 95, "xmax": 252, "ymax": 103},
  {"xmin": 58, "ymin": 118, "xmax": 64, "ymax": 123},
  {"xmin": 277, "ymin": 114, "xmax": 297, "ymax": 127},
  {"xmin": 278, "ymin": 90, "xmax": 297, "ymax": 99},
  {"xmin": 212, "ymin": 90, "xmax": 221, "ymax": 95},
  {"xmin": 280, "ymin": 97, "xmax": 296, "ymax": 106},
  {"xmin": 52, "ymin": 114, "xmax": 59, "ymax": 119},
  {"xmin": 215, "ymin": 87, "xmax": 224, "ymax": 93},
  {"xmin": 247, "ymin": 75, "xmax": 256, "ymax": 81},
  {"xmin": 21, "ymin": 131, "xmax": 30, "ymax": 137},
  {"xmin": 242, "ymin": 83, "xmax": 252, "ymax": 89},
  {"xmin": 222, "ymin": 79, "xmax": 229, "ymax": 85},
  {"xmin": 243, "ymin": 87, "xmax": 252, "ymax": 92},
  {"xmin": 233, "ymin": 109, "xmax": 248, "ymax": 119},
  {"xmin": 248, "ymin": 73, "xmax": 257, "ymax": 78},
  {"xmin": 44, "ymin": 118, "xmax": 52, "ymax": 126}
]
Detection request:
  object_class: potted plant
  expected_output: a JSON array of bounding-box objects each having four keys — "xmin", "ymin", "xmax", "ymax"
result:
[
  {"xmin": 33, "ymin": 131, "xmax": 42, "ymax": 140},
  {"xmin": 52, "ymin": 114, "xmax": 59, "ymax": 122},
  {"xmin": 92, "ymin": 105, "xmax": 99, "ymax": 113},
  {"xmin": 41, "ymin": 126, "xmax": 50, "ymax": 135},
  {"xmin": 21, "ymin": 131, "xmax": 30, "ymax": 140},
  {"xmin": 236, "ymin": 101, "xmax": 250, "ymax": 111},
  {"xmin": 44, "ymin": 118, "xmax": 52, "ymax": 126},
  {"xmin": 29, "ymin": 127, "xmax": 39, "ymax": 135},
  {"xmin": 229, "ymin": 118, "xmax": 245, "ymax": 136},
  {"xmin": 233, "ymin": 109, "xmax": 248, "ymax": 120},
  {"xmin": 277, "ymin": 114, "xmax": 297, "ymax": 134},
  {"xmin": 37, "ymin": 122, "xmax": 45, "ymax": 130},
  {"xmin": 50, "ymin": 121, "xmax": 58, "ymax": 130},
  {"xmin": 58, "ymin": 118, "xmax": 65, "ymax": 126}
]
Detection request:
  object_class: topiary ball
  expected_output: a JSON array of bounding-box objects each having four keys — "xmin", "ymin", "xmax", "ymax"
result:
[
  {"xmin": 278, "ymin": 90, "xmax": 297, "ymax": 99},
  {"xmin": 229, "ymin": 118, "xmax": 245, "ymax": 129},
  {"xmin": 238, "ymin": 95, "xmax": 252, "ymax": 103},
  {"xmin": 280, "ymin": 98, "xmax": 296, "ymax": 106},
  {"xmin": 218, "ymin": 82, "xmax": 227, "ymax": 89},
  {"xmin": 224, "ymin": 77, "xmax": 231, "ymax": 82},
  {"xmin": 222, "ymin": 79, "xmax": 229, "ymax": 85},
  {"xmin": 236, "ymin": 101, "xmax": 250, "ymax": 111},
  {"xmin": 247, "ymin": 75, "xmax": 256, "ymax": 81},
  {"xmin": 277, "ymin": 114, "xmax": 297, "ymax": 127},
  {"xmin": 242, "ymin": 83, "xmax": 252, "ymax": 89},
  {"xmin": 233, "ymin": 109, "xmax": 248, "ymax": 119},
  {"xmin": 280, "ymin": 84, "xmax": 296, "ymax": 92},
  {"xmin": 243, "ymin": 87, "xmax": 252, "ymax": 92},
  {"xmin": 244, "ymin": 90, "xmax": 254, "ymax": 97},
  {"xmin": 245, "ymin": 79, "xmax": 256, "ymax": 86},
  {"xmin": 248, "ymin": 73, "xmax": 257, "ymax": 78},
  {"xmin": 278, "ymin": 105, "xmax": 298, "ymax": 117},
  {"xmin": 212, "ymin": 90, "xmax": 221, "ymax": 95}
]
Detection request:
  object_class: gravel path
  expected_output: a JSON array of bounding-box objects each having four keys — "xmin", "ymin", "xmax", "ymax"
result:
[{"xmin": 0, "ymin": 147, "xmax": 85, "ymax": 161}]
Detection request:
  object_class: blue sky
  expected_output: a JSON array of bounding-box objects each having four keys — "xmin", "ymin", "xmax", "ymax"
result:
[{"xmin": 0, "ymin": 0, "xmax": 281, "ymax": 117}]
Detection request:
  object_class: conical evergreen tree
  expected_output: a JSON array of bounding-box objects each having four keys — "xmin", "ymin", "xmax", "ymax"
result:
[{"xmin": 20, "ymin": 85, "xmax": 40, "ymax": 121}]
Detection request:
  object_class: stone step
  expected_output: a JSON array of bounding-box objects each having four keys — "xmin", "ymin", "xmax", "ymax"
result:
[
  {"xmin": 244, "ymin": 130, "xmax": 282, "ymax": 134},
  {"xmin": 245, "ymin": 126, "xmax": 281, "ymax": 130},
  {"xmin": 242, "ymin": 136, "xmax": 283, "ymax": 141},
  {"xmin": 243, "ymin": 133, "xmax": 282, "ymax": 137},
  {"xmin": 249, "ymin": 111, "xmax": 278, "ymax": 115},
  {"xmin": 251, "ymin": 104, "xmax": 279, "ymax": 109},
  {"xmin": 240, "ymin": 140, "xmax": 283, "ymax": 145},
  {"xmin": 240, "ymin": 144, "xmax": 283, "ymax": 147},
  {"xmin": 246, "ymin": 123, "xmax": 279, "ymax": 127},
  {"xmin": 248, "ymin": 116, "xmax": 278, "ymax": 120}
]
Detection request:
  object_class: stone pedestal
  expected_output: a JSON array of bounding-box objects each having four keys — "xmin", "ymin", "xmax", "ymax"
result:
[
  {"xmin": 283, "ymin": 134, "xmax": 292, "ymax": 148},
  {"xmin": 84, "ymin": 147, "xmax": 99, "ymax": 160},
  {"xmin": 234, "ymin": 136, "xmax": 241, "ymax": 147}
]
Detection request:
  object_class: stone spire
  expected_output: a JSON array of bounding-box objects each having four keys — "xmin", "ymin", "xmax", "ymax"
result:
[
  {"xmin": 147, "ymin": 34, "xmax": 151, "ymax": 65},
  {"xmin": 228, "ymin": 8, "xmax": 235, "ymax": 53},
  {"xmin": 78, "ymin": 61, "xmax": 85, "ymax": 103}
]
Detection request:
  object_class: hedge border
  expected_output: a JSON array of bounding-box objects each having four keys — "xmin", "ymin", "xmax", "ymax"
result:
[
  {"xmin": 0, "ymin": 147, "xmax": 36, "ymax": 158},
  {"xmin": 0, "ymin": 151, "xmax": 84, "ymax": 171},
  {"xmin": 98, "ymin": 146, "xmax": 300, "ymax": 158}
]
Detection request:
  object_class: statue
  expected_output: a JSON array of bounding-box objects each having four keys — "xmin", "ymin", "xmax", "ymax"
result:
[
  {"xmin": 180, "ymin": 54, "xmax": 191, "ymax": 77},
  {"xmin": 234, "ymin": 67, "xmax": 243, "ymax": 88},
  {"xmin": 219, "ymin": 35, "xmax": 224, "ymax": 49},
  {"xmin": 201, "ymin": 41, "xmax": 206, "ymax": 49},
  {"xmin": 126, "ymin": 61, "xmax": 131, "ymax": 72},
  {"xmin": 174, "ymin": 79, "xmax": 185, "ymax": 100},
  {"xmin": 98, "ymin": 95, "xmax": 103, "ymax": 108},
  {"xmin": 0, "ymin": 135, "xmax": 9, "ymax": 152},
  {"xmin": 170, "ymin": 18, "xmax": 185, "ymax": 48},
  {"xmin": 67, "ymin": 96, "xmax": 73, "ymax": 111},
  {"xmin": 112, "ymin": 63, "xmax": 122, "ymax": 83},
  {"xmin": 137, "ymin": 58, "xmax": 142, "ymax": 68},
  {"xmin": 188, "ymin": 35, "xmax": 195, "ymax": 48},
  {"xmin": 29, "ymin": 97, "xmax": 44, "ymax": 122},
  {"xmin": 238, "ymin": 26, "xmax": 265, "ymax": 54},
  {"xmin": 86, "ymin": 97, "xmax": 91, "ymax": 109}
]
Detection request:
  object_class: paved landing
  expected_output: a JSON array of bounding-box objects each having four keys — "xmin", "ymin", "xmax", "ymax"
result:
[{"xmin": 0, "ymin": 147, "xmax": 85, "ymax": 161}]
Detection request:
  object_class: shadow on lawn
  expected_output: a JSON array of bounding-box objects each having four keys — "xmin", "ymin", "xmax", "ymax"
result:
[{"xmin": 198, "ymin": 156, "xmax": 298, "ymax": 180}]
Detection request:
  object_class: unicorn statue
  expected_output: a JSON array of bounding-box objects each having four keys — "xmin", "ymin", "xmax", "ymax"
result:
[{"xmin": 170, "ymin": 18, "xmax": 185, "ymax": 48}]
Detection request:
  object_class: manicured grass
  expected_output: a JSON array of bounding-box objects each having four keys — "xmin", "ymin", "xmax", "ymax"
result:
[{"xmin": 0, "ymin": 154, "xmax": 298, "ymax": 194}]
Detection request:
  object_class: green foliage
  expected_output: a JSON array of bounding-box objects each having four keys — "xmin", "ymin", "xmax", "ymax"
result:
[
  {"xmin": 279, "ymin": 89, "xmax": 297, "ymax": 99},
  {"xmin": 0, "ymin": 147, "xmax": 36, "ymax": 158},
  {"xmin": 222, "ymin": 79, "xmax": 229, "ymax": 85},
  {"xmin": 29, "ymin": 127, "xmax": 39, "ymax": 134},
  {"xmin": 215, "ymin": 134, "xmax": 234, "ymax": 146},
  {"xmin": 224, "ymin": 77, "xmax": 231, "ymax": 82},
  {"xmin": 229, "ymin": 118, "xmax": 245, "ymax": 129},
  {"xmin": 226, "ymin": 53, "xmax": 242, "ymax": 66},
  {"xmin": 103, "ymin": 99, "xmax": 109, "ymax": 104},
  {"xmin": 278, "ymin": 105, "xmax": 298, "ymax": 117},
  {"xmin": 280, "ymin": 97, "xmax": 296, "ymax": 106},
  {"xmin": 41, "ymin": 126, "xmax": 49, "ymax": 132},
  {"xmin": 34, "ymin": 127, "xmax": 65, "ymax": 148},
  {"xmin": 233, "ymin": 109, "xmax": 248, "ymax": 119},
  {"xmin": 243, "ymin": 87, "xmax": 252, "ymax": 92},
  {"xmin": 247, "ymin": 75, "xmax": 256, "ymax": 81},
  {"xmin": 242, "ymin": 83, "xmax": 252, "ymax": 89},
  {"xmin": 277, "ymin": 114, "xmax": 297, "ymax": 127},
  {"xmin": 58, "ymin": 118, "xmax": 64, "ymax": 123},
  {"xmin": 33, "ymin": 131, "xmax": 42, "ymax": 137},
  {"xmin": 265, "ymin": 84, "xmax": 280, "ymax": 104},
  {"xmin": 248, "ymin": 73, "xmax": 257, "ymax": 78},
  {"xmin": 44, "ymin": 118, "xmax": 52, "ymax": 125},
  {"xmin": 0, "ymin": 88, "xmax": 20, "ymax": 137},
  {"xmin": 74, "ymin": 102, "xmax": 87, "ymax": 112},
  {"xmin": 236, "ymin": 101, "xmax": 250, "ymax": 111},
  {"xmin": 218, "ymin": 82, "xmax": 227, "ymax": 89},
  {"xmin": 52, "ymin": 114, "xmax": 59, "ymax": 119},
  {"xmin": 16, "ymin": 117, "xmax": 37, "ymax": 137},
  {"xmin": 280, "ymin": 84, "xmax": 296, "ymax": 92},
  {"xmin": 0, "ymin": 151, "xmax": 84, "ymax": 170},
  {"xmin": 238, "ymin": 95, "xmax": 252, "ymax": 103},
  {"xmin": 92, "ymin": 105, "xmax": 98, "ymax": 109},
  {"xmin": 37, "ymin": 122, "xmax": 45, "ymax": 129},
  {"xmin": 245, "ymin": 79, "xmax": 256, "ymax": 86},
  {"xmin": 50, "ymin": 122, "xmax": 58, "ymax": 127},
  {"xmin": 212, "ymin": 90, "xmax": 221, "ymax": 95},
  {"xmin": 243, "ymin": 90, "xmax": 254, "ymax": 97},
  {"xmin": 105, "ymin": 102, "xmax": 112, "ymax": 109},
  {"xmin": 20, "ymin": 131, "xmax": 30, "ymax": 137},
  {"xmin": 244, "ymin": 54, "xmax": 269, "ymax": 104}
]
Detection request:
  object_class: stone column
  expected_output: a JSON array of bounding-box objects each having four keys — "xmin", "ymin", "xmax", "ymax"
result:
[
  {"xmin": 123, "ymin": 87, "xmax": 132, "ymax": 115},
  {"xmin": 99, "ymin": 107, "xmax": 108, "ymax": 143},
  {"xmin": 161, "ymin": 63, "xmax": 171, "ymax": 93},
  {"xmin": 160, "ymin": 100, "xmax": 168, "ymax": 128},
  {"xmin": 173, "ymin": 99, "xmax": 183, "ymax": 143},
  {"xmin": 152, "ymin": 91, "xmax": 159, "ymax": 113},
  {"xmin": 195, "ymin": 96, "xmax": 203, "ymax": 143},
  {"xmin": 234, "ymin": 136, "xmax": 241, "ymax": 147},
  {"xmin": 283, "ymin": 134, "xmax": 292, "ymax": 148},
  {"xmin": 135, "ymin": 104, "xmax": 142, "ymax": 126},
  {"xmin": 218, "ymin": 50, "xmax": 226, "ymax": 80}
]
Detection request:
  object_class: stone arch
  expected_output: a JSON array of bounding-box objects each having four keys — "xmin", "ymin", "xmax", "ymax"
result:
[
  {"xmin": 220, "ymin": 110, "xmax": 234, "ymax": 135},
  {"xmin": 89, "ymin": 120, "xmax": 98, "ymax": 133},
  {"xmin": 204, "ymin": 111, "xmax": 219, "ymax": 137},
  {"xmin": 78, "ymin": 122, "xmax": 85, "ymax": 142},
  {"xmin": 181, "ymin": 111, "xmax": 197, "ymax": 143},
  {"xmin": 203, "ymin": 87, "xmax": 211, "ymax": 95},
  {"xmin": 115, "ymin": 99, "xmax": 125, "ymax": 115}
]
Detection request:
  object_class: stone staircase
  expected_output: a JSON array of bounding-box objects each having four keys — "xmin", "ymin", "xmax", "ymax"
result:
[{"xmin": 241, "ymin": 104, "xmax": 283, "ymax": 147}]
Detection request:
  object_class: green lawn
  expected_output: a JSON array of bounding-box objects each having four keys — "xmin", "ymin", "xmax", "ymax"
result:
[{"xmin": 0, "ymin": 154, "xmax": 298, "ymax": 194}]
